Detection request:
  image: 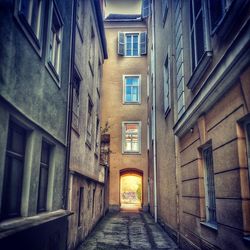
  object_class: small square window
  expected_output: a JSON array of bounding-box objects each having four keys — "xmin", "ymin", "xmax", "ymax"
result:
[{"xmin": 123, "ymin": 76, "xmax": 140, "ymax": 104}]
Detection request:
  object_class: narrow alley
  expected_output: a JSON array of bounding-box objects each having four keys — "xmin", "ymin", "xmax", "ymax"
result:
[
  {"xmin": 77, "ymin": 211, "xmax": 178, "ymax": 250},
  {"xmin": 0, "ymin": 0, "xmax": 250, "ymax": 250}
]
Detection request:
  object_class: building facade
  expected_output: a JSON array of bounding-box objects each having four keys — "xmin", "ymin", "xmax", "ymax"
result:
[
  {"xmin": 101, "ymin": 4, "xmax": 149, "ymax": 211},
  {"xmin": 67, "ymin": 0, "xmax": 108, "ymax": 249},
  {"xmin": 0, "ymin": 0, "xmax": 73, "ymax": 249},
  {"xmin": 147, "ymin": 0, "xmax": 250, "ymax": 249}
]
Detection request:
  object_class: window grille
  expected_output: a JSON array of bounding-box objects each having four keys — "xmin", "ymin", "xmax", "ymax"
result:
[{"xmin": 203, "ymin": 146, "xmax": 217, "ymax": 224}]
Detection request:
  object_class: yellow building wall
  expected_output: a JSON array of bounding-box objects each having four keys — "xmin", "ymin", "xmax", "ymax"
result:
[{"xmin": 101, "ymin": 21, "xmax": 148, "ymax": 210}]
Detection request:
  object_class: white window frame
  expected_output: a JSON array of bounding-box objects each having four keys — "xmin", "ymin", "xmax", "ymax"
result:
[
  {"xmin": 124, "ymin": 32, "xmax": 140, "ymax": 57},
  {"xmin": 14, "ymin": 0, "xmax": 45, "ymax": 56},
  {"xmin": 46, "ymin": 0, "xmax": 63, "ymax": 86},
  {"xmin": 122, "ymin": 121, "xmax": 141, "ymax": 154},
  {"xmin": 123, "ymin": 75, "xmax": 141, "ymax": 104}
]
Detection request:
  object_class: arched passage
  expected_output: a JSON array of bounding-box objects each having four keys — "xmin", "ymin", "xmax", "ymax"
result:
[{"xmin": 120, "ymin": 169, "xmax": 143, "ymax": 210}]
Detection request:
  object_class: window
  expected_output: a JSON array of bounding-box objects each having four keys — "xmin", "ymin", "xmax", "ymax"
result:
[
  {"xmin": 209, "ymin": 0, "xmax": 233, "ymax": 32},
  {"xmin": 89, "ymin": 25, "xmax": 95, "ymax": 74},
  {"xmin": 126, "ymin": 33, "xmax": 139, "ymax": 56},
  {"xmin": 78, "ymin": 187, "xmax": 84, "ymax": 227},
  {"xmin": 118, "ymin": 32, "xmax": 147, "ymax": 56},
  {"xmin": 162, "ymin": 0, "xmax": 169, "ymax": 24},
  {"xmin": 187, "ymin": 0, "xmax": 212, "ymax": 90},
  {"xmin": 14, "ymin": 0, "xmax": 45, "ymax": 54},
  {"xmin": 123, "ymin": 76, "xmax": 140, "ymax": 104},
  {"xmin": 86, "ymin": 97, "xmax": 93, "ymax": 146},
  {"xmin": 37, "ymin": 141, "xmax": 50, "ymax": 212},
  {"xmin": 18, "ymin": 0, "xmax": 43, "ymax": 39},
  {"xmin": 92, "ymin": 188, "xmax": 96, "ymax": 218},
  {"xmin": 72, "ymin": 71, "xmax": 81, "ymax": 132},
  {"xmin": 48, "ymin": 2, "xmax": 63, "ymax": 78},
  {"xmin": 99, "ymin": 190, "xmax": 103, "ymax": 212},
  {"xmin": 164, "ymin": 55, "xmax": 170, "ymax": 115},
  {"xmin": 122, "ymin": 122, "xmax": 141, "ymax": 154},
  {"xmin": 95, "ymin": 117, "xmax": 100, "ymax": 154},
  {"xmin": 190, "ymin": 0, "xmax": 205, "ymax": 71},
  {"xmin": 1, "ymin": 122, "xmax": 26, "ymax": 219},
  {"xmin": 97, "ymin": 59, "xmax": 102, "ymax": 96},
  {"xmin": 76, "ymin": 0, "xmax": 84, "ymax": 40},
  {"xmin": 203, "ymin": 145, "xmax": 217, "ymax": 225}
]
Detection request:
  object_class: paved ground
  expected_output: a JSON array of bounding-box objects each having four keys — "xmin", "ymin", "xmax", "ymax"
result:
[{"xmin": 77, "ymin": 211, "xmax": 179, "ymax": 250}]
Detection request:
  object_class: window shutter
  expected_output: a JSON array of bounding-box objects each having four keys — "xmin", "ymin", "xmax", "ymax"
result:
[
  {"xmin": 142, "ymin": 0, "xmax": 150, "ymax": 18},
  {"xmin": 118, "ymin": 32, "xmax": 125, "ymax": 55},
  {"xmin": 140, "ymin": 32, "xmax": 147, "ymax": 55}
]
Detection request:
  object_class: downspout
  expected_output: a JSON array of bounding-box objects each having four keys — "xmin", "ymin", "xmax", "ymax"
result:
[
  {"xmin": 63, "ymin": 0, "xmax": 77, "ymax": 210},
  {"xmin": 151, "ymin": 0, "xmax": 157, "ymax": 223}
]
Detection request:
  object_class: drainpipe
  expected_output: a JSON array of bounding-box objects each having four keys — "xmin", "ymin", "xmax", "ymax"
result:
[
  {"xmin": 63, "ymin": 0, "xmax": 77, "ymax": 210},
  {"xmin": 151, "ymin": 0, "xmax": 157, "ymax": 223}
]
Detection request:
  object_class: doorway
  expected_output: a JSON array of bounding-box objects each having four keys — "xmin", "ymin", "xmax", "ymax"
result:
[{"xmin": 120, "ymin": 170, "xmax": 142, "ymax": 210}]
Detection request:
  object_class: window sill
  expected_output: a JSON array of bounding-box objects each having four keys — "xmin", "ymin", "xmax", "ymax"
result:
[
  {"xmin": 45, "ymin": 61, "xmax": 61, "ymax": 88},
  {"xmin": 122, "ymin": 152, "xmax": 141, "ymax": 155},
  {"xmin": 76, "ymin": 22, "xmax": 84, "ymax": 43},
  {"xmin": 85, "ymin": 140, "xmax": 92, "ymax": 150},
  {"xmin": 123, "ymin": 102, "xmax": 141, "ymax": 105},
  {"xmin": 72, "ymin": 125, "xmax": 80, "ymax": 137},
  {"xmin": 88, "ymin": 61, "xmax": 94, "ymax": 76},
  {"xmin": 200, "ymin": 221, "xmax": 218, "ymax": 231},
  {"xmin": 165, "ymin": 107, "xmax": 171, "ymax": 119},
  {"xmin": 187, "ymin": 51, "xmax": 212, "ymax": 91},
  {"xmin": 0, "ymin": 210, "xmax": 72, "ymax": 238},
  {"xmin": 123, "ymin": 55, "xmax": 142, "ymax": 58}
]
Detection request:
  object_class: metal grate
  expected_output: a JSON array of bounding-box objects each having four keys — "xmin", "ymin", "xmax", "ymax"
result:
[{"xmin": 203, "ymin": 146, "xmax": 217, "ymax": 224}]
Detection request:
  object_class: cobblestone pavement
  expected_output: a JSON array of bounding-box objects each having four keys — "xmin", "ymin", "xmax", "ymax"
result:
[{"xmin": 76, "ymin": 211, "xmax": 179, "ymax": 250}]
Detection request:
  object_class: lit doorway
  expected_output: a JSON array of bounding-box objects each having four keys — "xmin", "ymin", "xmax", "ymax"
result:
[{"xmin": 120, "ymin": 170, "xmax": 142, "ymax": 210}]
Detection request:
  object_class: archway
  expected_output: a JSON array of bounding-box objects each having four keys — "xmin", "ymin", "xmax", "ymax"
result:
[{"xmin": 120, "ymin": 169, "xmax": 143, "ymax": 210}]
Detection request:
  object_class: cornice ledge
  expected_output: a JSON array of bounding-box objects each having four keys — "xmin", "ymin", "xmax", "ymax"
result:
[{"xmin": 173, "ymin": 18, "xmax": 250, "ymax": 137}]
